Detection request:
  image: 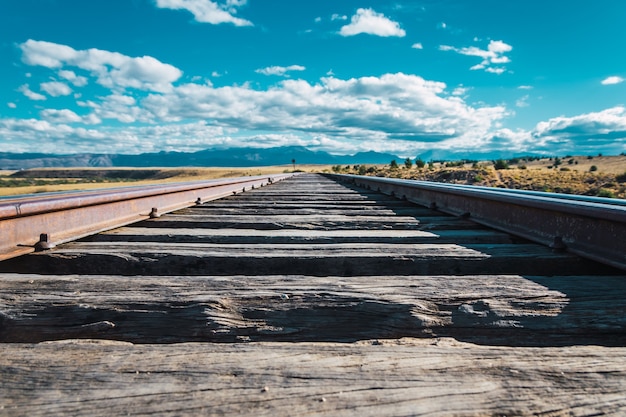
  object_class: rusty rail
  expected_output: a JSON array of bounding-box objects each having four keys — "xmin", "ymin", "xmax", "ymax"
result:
[
  {"xmin": 0, "ymin": 174, "xmax": 295, "ymax": 261},
  {"xmin": 329, "ymin": 174, "xmax": 626, "ymax": 271}
]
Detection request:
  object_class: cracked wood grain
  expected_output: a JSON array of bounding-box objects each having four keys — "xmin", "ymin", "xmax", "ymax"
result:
[{"xmin": 1, "ymin": 339, "xmax": 626, "ymax": 416}]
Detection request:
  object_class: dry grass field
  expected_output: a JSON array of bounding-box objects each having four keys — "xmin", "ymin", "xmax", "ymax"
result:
[
  {"xmin": 1, "ymin": 156, "xmax": 625, "ymax": 199},
  {"xmin": 0, "ymin": 165, "xmax": 332, "ymax": 197},
  {"xmin": 338, "ymin": 154, "xmax": 626, "ymax": 199}
]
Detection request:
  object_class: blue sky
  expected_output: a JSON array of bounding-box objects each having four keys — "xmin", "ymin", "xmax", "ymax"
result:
[{"xmin": 1, "ymin": 0, "xmax": 626, "ymax": 158}]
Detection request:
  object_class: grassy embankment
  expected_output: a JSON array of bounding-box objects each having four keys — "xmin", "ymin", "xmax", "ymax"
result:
[{"xmin": 330, "ymin": 155, "xmax": 626, "ymax": 199}]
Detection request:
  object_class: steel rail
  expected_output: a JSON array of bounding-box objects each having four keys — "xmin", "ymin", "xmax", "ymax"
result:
[
  {"xmin": 0, "ymin": 174, "xmax": 295, "ymax": 261},
  {"xmin": 424, "ymin": 182, "xmax": 626, "ymax": 207},
  {"xmin": 329, "ymin": 174, "xmax": 626, "ymax": 271}
]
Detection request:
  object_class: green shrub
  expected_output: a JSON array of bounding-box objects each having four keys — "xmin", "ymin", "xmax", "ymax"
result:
[
  {"xmin": 493, "ymin": 159, "xmax": 509, "ymax": 170},
  {"xmin": 597, "ymin": 189, "xmax": 615, "ymax": 198},
  {"xmin": 590, "ymin": 165, "xmax": 598, "ymax": 172}
]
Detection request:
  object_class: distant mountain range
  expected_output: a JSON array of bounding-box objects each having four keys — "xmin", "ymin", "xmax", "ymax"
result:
[{"xmin": 0, "ymin": 147, "xmax": 404, "ymax": 170}]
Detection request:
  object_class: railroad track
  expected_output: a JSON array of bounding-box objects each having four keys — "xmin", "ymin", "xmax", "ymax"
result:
[{"xmin": 1, "ymin": 173, "xmax": 626, "ymax": 416}]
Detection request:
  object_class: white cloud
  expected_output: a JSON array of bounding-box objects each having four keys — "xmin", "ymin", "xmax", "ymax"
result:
[
  {"xmin": 7, "ymin": 102, "xmax": 17, "ymax": 109},
  {"xmin": 487, "ymin": 40, "xmax": 512, "ymax": 54},
  {"xmin": 452, "ymin": 86, "xmax": 470, "ymax": 96},
  {"xmin": 440, "ymin": 40, "xmax": 512, "ymax": 74},
  {"xmin": 154, "ymin": 0, "xmax": 252, "ymax": 26},
  {"xmin": 485, "ymin": 67, "xmax": 505, "ymax": 75},
  {"xmin": 601, "ymin": 76, "xmax": 624, "ymax": 85},
  {"xmin": 534, "ymin": 106, "xmax": 626, "ymax": 136},
  {"xmin": 0, "ymin": 118, "xmax": 110, "ymax": 154},
  {"xmin": 40, "ymin": 109, "xmax": 83, "ymax": 123},
  {"xmin": 20, "ymin": 41, "xmax": 76, "ymax": 68},
  {"xmin": 78, "ymin": 94, "xmax": 151, "ymax": 124},
  {"xmin": 331, "ymin": 14, "xmax": 347, "ymax": 21},
  {"xmin": 20, "ymin": 40, "xmax": 183, "ymax": 93},
  {"xmin": 0, "ymin": 118, "xmax": 230, "ymax": 154},
  {"xmin": 411, "ymin": 42, "xmax": 423, "ymax": 49},
  {"xmin": 18, "ymin": 84, "xmax": 46, "ymax": 101},
  {"xmin": 5, "ymin": 69, "xmax": 626, "ymax": 157},
  {"xmin": 40, "ymin": 81, "xmax": 72, "ymax": 97},
  {"xmin": 141, "ymin": 72, "xmax": 507, "ymax": 152},
  {"xmin": 516, "ymin": 95, "xmax": 530, "ymax": 108},
  {"xmin": 518, "ymin": 85, "xmax": 533, "ymax": 90},
  {"xmin": 58, "ymin": 70, "xmax": 88, "ymax": 87},
  {"xmin": 529, "ymin": 106, "xmax": 626, "ymax": 154},
  {"xmin": 339, "ymin": 8, "xmax": 406, "ymax": 37},
  {"xmin": 4, "ymin": 72, "xmax": 512, "ymax": 155},
  {"xmin": 255, "ymin": 65, "xmax": 306, "ymax": 76}
]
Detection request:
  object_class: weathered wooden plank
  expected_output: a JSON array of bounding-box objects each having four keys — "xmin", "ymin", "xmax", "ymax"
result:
[
  {"xmin": 132, "ymin": 215, "xmax": 480, "ymax": 231},
  {"xmin": 85, "ymin": 227, "xmax": 516, "ymax": 245},
  {"xmin": 196, "ymin": 200, "xmax": 418, "ymax": 208},
  {"xmin": 2, "ymin": 273, "xmax": 626, "ymax": 345},
  {"xmin": 149, "ymin": 214, "xmax": 426, "ymax": 223},
  {"xmin": 182, "ymin": 207, "xmax": 440, "ymax": 216},
  {"xmin": 1, "ymin": 339, "xmax": 626, "ymax": 416},
  {"xmin": 0, "ymin": 242, "xmax": 600, "ymax": 276}
]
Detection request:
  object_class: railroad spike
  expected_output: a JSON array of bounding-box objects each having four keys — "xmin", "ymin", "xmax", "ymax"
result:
[
  {"xmin": 34, "ymin": 233, "xmax": 55, "ymax": 252},
  {"xmin": 149, "ymin": 207, "xmax": 160, "ymax": 219}
]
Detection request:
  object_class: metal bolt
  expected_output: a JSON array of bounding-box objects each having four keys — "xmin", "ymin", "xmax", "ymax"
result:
[
  {"xmin": 195, "ymin": 198, "xmax": 202, "ymax": 205},
  {"xmin": 34, "ymin": 233, "xmax": 55, "ymax": 252},
  {"xmin": 149, "ymin": 207, "xmax": 160, "ymax": 219}
]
